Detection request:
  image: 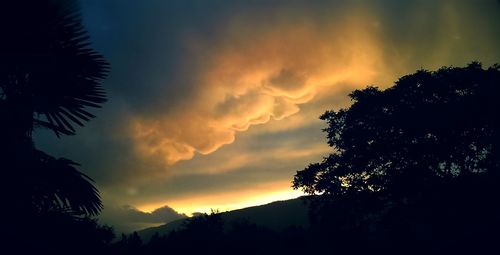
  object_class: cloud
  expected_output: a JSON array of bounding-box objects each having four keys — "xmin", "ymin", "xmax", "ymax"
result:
[
  {"xmin": 135, "ymin": 0, "xmax": 500, "ymax": 169},
  {"xmin": 130, "ymin": 12, "xmax": 384, "ymax": 166},
  {"xmin": 123, "ymin": 205, "xmax": 187, "ymax": 223},
  {"xmin": 267, "ymin": 69, "xmax": 308, "ymax": 95},
  {"xmin": 114, "ymin": 122, "xmax": 332, "ymax": 211},
  {"xmin": 99, "ymin": 204, "xmax": 187, "ymax": 233}
]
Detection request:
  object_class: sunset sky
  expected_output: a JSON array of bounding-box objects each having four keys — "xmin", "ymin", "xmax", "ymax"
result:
[{"xmin": 34, "ymin": 0, "xmax": 500, "ymax": 233}]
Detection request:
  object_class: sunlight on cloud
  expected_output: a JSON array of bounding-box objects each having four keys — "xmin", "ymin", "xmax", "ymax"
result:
[
  {"xmin": 127, "ymin": 0, "xmax": 500, "ymax": 172},
  {"xmin": 131, "ymin": 14, "xmax": 384, "ymax": 166},
  {"xmin": 173, "ymin": 141, "xmax": 331, "ymax": 176}
]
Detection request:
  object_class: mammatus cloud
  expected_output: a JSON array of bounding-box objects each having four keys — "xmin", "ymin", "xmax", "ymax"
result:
[
  {"xmin": 129, "ymin": 0, "xmax": 500, "ymax": 169},
  {"xmin": 131, "ymin": 17, "xmax": 384, "ymax": 165}
]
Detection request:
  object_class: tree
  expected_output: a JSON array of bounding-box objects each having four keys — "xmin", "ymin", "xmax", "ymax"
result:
[
  {"xmin": 293, "ymin": 62, "xmax": 500, "ymax": 197},
  {"xmin": 0, "ymin": 1, "xmax": 112, "ymax": 253},
  {"xmin": 0, "ymin": 0, "xmax": 108, "ymax": 139},
  {"xmin": 292, "ymin": 63, "xmax": 500, "ymax": 253},
  {"xmin": 0, "ymin": 0, "xmax": 108, "ymax": 216}
]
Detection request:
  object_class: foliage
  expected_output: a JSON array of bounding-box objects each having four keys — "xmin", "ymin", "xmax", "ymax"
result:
[
  {"xmin": 293, "ymin": 62, "xmax": 500, "ymax": 196},
  {"xmin": 10, "ymin": 211, "xmax": 115, "ymax": 254},
  {"xmin": 292, "ymin": 63, "xmax": 500, "ymax": 254},
  {"xmin": 113, "ymin": 211, "xmax": 309, "ymax": 255},
  {"xmin": 0, "ymin": 0, "xmax": 108, "ymax": 217},
  {"xmin": 0, "ymin": 0, "xmax": 112, "ymax": 253},
  {"xmin": 0, "ymin": 0, "xmax": 108, "ymax": 138},
  {"xmin": 20, "ymin": 149, "xmax": 102, "ymax": 215}
]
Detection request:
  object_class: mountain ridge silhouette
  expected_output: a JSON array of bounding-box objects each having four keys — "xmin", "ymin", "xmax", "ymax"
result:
[{"xmin": 137, "ymin": 197, "xmax": 310, "ymax": 241}]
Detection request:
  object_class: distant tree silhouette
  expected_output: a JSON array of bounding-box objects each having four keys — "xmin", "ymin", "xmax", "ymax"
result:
[
  {"xmin": 125, "ymin": 209, "xmax": 319, "ymax": 255},
  {"xmin": 128, "ymin": 232, "xmax": 144, "ymax": 253},
  {"xmin": 181, "ymin": 210, "xmax": 224, "ymax": 236},
  {"xmin": 169, "ymin": 210, "xmax": 225, "ymax": 253},
  {"xmin": 293, "ymin": 62, "xmax": 500, "ymax": 254},
  {"xmin": 145, "ymin": 232, "xmax": 167, "ymax": 254}
]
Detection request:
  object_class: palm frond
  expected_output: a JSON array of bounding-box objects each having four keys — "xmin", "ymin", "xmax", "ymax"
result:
[
  {"xmin": 31, "ymin": 150, "xmax": 103, "ymax": 216},
  {"xmin": 0, "ymin": 0, "xmax": 109, "ymax": 136}
]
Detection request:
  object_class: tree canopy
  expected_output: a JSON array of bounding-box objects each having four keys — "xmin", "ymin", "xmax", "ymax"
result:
[
  {"xmin": 0, "ymin": 0, "xmax": 108, "ymax": 217},
  {"xmin": 291, "ymin": 62, "xmax": 500, "ymax": 254},
  {"xmin": 294, "ymin": 62, "xmax": 500, "ymax": 197},
  {"xmin": 1, "ymin": 1, "xmax": 113, "ymax": 253}
]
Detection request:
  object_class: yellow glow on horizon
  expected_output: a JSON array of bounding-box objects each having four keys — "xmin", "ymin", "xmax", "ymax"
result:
[{"xmin": 137, "ymin": 181, "xmax": 304, "ymax": 216}]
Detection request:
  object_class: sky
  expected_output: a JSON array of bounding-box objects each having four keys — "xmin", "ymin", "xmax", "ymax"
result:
[{"xmin": 34, "ymin": 0, "xmax": 500, "ymax": 233}]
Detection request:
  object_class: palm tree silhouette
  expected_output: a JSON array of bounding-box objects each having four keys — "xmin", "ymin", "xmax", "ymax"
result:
[{"xmin": 0, "ymin": 0, "xmax": 108, "ymax": 216}]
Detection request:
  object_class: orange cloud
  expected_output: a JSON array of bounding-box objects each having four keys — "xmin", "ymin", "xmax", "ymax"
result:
[
  {"xmin": 171, "ymin": 139, "xmax": 331, "ymax": 176},
  {"xmin": 130, "ymin": 13, "xmax": 385, "ymax": 166}
]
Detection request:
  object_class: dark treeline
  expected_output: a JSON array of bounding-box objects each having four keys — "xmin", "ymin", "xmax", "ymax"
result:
[
  {"xmin": 112, "ymin": 212, "xmax": 309, "ymax": 255},
  {"xmin": 1, "ymin": 0, "xmax": 500, "ymax": 254}
]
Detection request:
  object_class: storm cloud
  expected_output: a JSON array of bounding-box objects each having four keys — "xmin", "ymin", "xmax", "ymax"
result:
[{"xmin": 33, "ymin": 0, "xmax": 500, "ymax": 232}]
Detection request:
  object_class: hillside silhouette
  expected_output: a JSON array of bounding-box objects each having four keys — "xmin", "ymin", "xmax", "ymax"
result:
[{"xmin": 137, "ymin": 198, "xmax": 310, "ymax": 241}]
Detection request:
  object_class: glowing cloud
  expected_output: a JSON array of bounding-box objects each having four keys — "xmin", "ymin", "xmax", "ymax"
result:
[
  {"xmin": 128, "ymin": 0, "xmax": 500, "ymax": 170},
  {"xmin": 131, "ymin": 14, "xmax": 384, "ymax": 165}
]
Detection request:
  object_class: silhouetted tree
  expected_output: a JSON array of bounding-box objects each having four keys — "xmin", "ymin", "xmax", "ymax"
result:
[
  {"xmin": 225, "ymin": 219, "xmax": 281, "ymax": 255},
  {"xmin": 145, "ymin": 232, "xmax": 167, "ymax": 254},
  {"xmin": 115, "ymin": 234, "xmax": 129, "ymax": 251},
  {"xmin": 293, "ymin": 62, "xmax": 500, "ymax": 254},
  {"xmin": 294, "ymin": 62, "xmax": 500, "ymax": 195},
  {"xmin": 0, "ymin": 0, "xmax": 108, "ymax": 216},
  {"xmin": 0, "ymin": 0, "xmax": 111, "ymax": 253},
  {"xmin": 150, "ymin": 211, "xmax": 225, "ymax": 254},
  {"xmin": 0, "ymin": 0, "xmax": 108, "ymax": 139},
  {"xmin": 128, "ymin": 232, "xmax": 144, "ymax": 252}
]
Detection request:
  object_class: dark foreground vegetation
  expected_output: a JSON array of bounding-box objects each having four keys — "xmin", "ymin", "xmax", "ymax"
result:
[
  {"xmin": 1, "ymin": 0, "xmax": 113, "ymax": 254},
  {"xmin": 292, "ymin": 62, "xmax": 500, "ymax": 254},
  {"xmin": 1, "ymin": 0, "xmax": 499, "ymax": 254}
]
